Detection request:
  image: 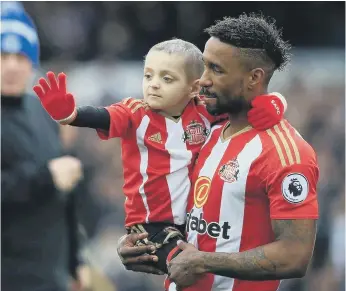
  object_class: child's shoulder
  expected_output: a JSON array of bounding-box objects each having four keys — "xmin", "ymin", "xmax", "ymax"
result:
[
  {"xmin": 105, "ymin": 97, "xmax": 150, "ymax": 127},
  {"xmin": 119, "ymin": 97, "xmax": 150, "ymax": 114}
]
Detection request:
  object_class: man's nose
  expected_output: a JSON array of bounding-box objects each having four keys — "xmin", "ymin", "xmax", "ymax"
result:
[{"xmin": 199, "ymin": 71, "xmax": 212, "ymax": 88}]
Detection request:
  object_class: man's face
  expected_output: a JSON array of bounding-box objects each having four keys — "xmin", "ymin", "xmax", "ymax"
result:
[
  {"xmin": 200, "ymin": 37, "xmax": 250, "ymax": 116},
  {"xmin": 143, "ymin": 50, "xmax": 195, "ymax": 116},
  {"xmin": 1, "ymin": 53, "xmax": 32, "ymax": 96}
]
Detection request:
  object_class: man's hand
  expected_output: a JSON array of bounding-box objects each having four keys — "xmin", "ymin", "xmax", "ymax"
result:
[
  {"xmin": 117, "ymin": 232, "xmax": 164, "ymax": 275},
  {"xmin": 248, "ymin": 92, "xmax": 287, "ymax": 130},
  {"xmin": 167, "ymin": 240, "xmax": 205, "ymax": 288},
  {"xmin": 48, "ymin": 156, "xmax": 83, "ymax": 193},
  {"xmin": 33, "ymin": 71, "xmax": 77, "ymax": 124}
]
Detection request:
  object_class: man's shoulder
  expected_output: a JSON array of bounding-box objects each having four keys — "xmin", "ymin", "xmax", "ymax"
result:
[{"xmin": 257, "ymin": 120, "xmax": 317, "ymax": 167}]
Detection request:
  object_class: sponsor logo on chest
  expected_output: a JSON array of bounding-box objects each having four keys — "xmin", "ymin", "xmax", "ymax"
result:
[
  {"xmin": 193, "ymin": 176, "xmax": 211, "ymax": 208},
  {"xmin": 186, "ymin": 209, "xmax": 231, "ymax": 239}
]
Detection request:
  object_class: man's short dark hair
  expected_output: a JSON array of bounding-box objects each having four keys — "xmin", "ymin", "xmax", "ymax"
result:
[{"xmin": 205, "ymin": 13, "xmax": 292, "ymax": 80}]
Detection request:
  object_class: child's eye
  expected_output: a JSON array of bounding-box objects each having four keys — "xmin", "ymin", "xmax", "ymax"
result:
[
  {"xmin": 144, "ymin": 73, "xmax": 152, "ymax": 80},
  {"xmin": 163, "ymin": 76, "xmax": 173, "ymax": 83}
]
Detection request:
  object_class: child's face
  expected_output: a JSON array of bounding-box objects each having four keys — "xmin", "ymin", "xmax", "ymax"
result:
[{"xmin": 143, "ymin": 51, "xmax": 198, "ymax": 116}]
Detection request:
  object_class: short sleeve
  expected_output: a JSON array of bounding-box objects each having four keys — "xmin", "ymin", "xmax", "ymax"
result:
[
  {"xmin": 96, "ymin": 97, "xmax": 146, "ymax": 140},
  {"xmin": 266, "ymin": 163, "xmax": 319, "ymax": 219}
]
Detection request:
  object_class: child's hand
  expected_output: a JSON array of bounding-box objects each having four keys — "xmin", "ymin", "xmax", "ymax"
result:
[
  {"xmin": 33, "ymin": 71, "xmax": 76, "ymax": 124},
  {"xmin": 248, "ymin": 93, "xmax": 287, "ymax": 130},
  {"xmin": 117, "ymin": 232, "xmax": 164, "ymax": 275}
]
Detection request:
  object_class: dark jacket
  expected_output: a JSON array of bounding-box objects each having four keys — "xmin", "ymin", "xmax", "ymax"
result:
[{"xmin": 1, "ymin": 94, "xmax": 71, "ymax": 291}]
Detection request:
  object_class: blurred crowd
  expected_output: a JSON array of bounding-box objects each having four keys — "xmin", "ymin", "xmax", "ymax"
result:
[
  {"xmin": 6, "ymin": 2, "xmax": 345, "ymax": 291},
  {"xmin": 23, "ymin": 2, "xmax": 345, "ymax": 64}
]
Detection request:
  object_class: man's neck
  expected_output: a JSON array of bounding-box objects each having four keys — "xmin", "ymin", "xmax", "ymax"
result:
[
  {"xmin": 225, "ymin": 112, "xmax": 250, "ymax": 138},
  {"xmin": 223, "ymin": 88, "xmax": 268, "ymax": 138}
]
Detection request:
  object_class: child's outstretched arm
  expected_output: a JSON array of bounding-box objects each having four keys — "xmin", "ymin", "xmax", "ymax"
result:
[{"xmin": 33, "ymin": 71, "xmax": 133, "ymax": 136}]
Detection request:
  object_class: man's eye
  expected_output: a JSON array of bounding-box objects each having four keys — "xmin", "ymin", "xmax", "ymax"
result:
[{"xmin": 211, "ymin": 64, "xmax": 222, "ymax": 74}]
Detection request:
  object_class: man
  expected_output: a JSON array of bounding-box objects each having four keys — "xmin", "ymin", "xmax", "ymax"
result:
[
  {"xmin": 1, "ymin": 5, "xmax": 83, "ymax": 291},
  {"xmin": 117, "ymin": 13, "xmax": 319, "ymax": 291}
]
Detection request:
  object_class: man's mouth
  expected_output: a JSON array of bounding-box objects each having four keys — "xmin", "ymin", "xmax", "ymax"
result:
[
  {"xmin": 202, "ymin": 93, "xmax": 218, "ymax": 102},
  {"xmin": 203, "ymin": 97, "xmax": 217, "ymax": 107},
  {"xmin": 200, "ymin": 88, "xmax": 217, "ymax": 99}
]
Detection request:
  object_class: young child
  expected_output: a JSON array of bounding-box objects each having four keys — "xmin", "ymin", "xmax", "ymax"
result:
[{"xmin": 33, "ymin": 39, "xmax": 287, "ymax": 273}]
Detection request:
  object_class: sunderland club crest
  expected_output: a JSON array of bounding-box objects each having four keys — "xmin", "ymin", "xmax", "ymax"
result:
[
  {"xmin": 182, "ymin": 120, "xmax": 209, "ymax": 145},
  {"xmin": 218, "ymin": 159, "xmax": 240, "ymax": 183}
]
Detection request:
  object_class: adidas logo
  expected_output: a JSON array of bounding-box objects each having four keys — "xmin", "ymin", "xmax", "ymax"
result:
[{"xmin": 148, "ymin": 132, "xmax": 163, "ymax": 144}]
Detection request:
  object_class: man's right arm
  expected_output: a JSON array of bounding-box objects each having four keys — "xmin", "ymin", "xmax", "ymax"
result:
[{"xmin": 197, "ymin": 219, "xmax": 317, "ymax": 280}]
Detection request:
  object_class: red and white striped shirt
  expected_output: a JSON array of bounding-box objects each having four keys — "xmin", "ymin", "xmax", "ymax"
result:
[
  {"xmin": 167, "ymin": 119, "xmax": 319, "ymax": 291},
  {"xmin": 97, "ymin": 97, "xmax": 216, "ymax": 227}
]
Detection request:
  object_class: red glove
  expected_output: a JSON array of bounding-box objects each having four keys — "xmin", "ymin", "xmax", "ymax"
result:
[
  {"xmin": 248, "ymin": 92, "xmax": 287, "ymax": 130},
  {"xmin": 33, "ymin": 71, "xmax": 77, "ymax": 124}
]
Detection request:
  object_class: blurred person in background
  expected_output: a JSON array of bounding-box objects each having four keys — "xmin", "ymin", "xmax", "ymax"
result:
[{"xmin": 1, "ymin": 4, "xmax": 84, "ymax": 291}]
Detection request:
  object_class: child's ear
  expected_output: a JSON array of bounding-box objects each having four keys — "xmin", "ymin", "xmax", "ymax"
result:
[{"xmin": 189, "ymin": 79, "xmax": 200, "ymax": 99}]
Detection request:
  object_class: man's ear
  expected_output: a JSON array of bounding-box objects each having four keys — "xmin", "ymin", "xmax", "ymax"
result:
[
  {"xmin": 189, "ymin": 79, "xmax": 200, "ymax": 99},
  {"xmin": 248, "ymin": 68, "xmax": 265, "ymax": 90}
]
